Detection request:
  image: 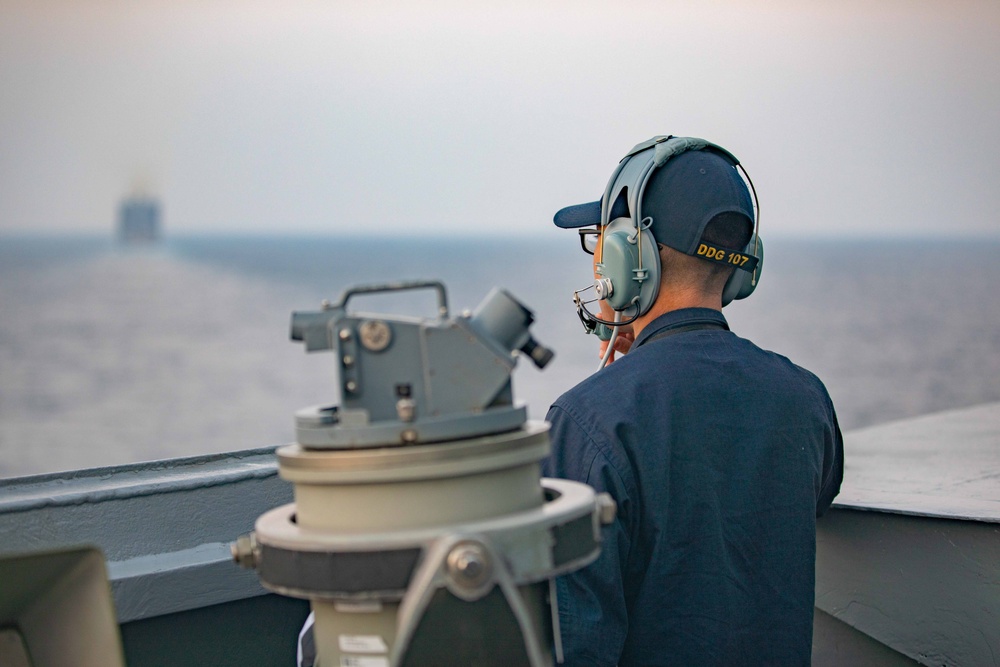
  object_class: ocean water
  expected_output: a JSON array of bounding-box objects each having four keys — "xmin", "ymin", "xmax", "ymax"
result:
[{"xmin": 1, "ymin": 234, "xmax": 999, "ymax": 478}]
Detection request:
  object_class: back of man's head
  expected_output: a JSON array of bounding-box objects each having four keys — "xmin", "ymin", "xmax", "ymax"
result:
[
  {"xmin": 641, "ymin": 151, "xmax": 754, "ymax": 296},
  {"xmin": 641, "ymin": 149, "xmax": 754, "ymax": 254}
]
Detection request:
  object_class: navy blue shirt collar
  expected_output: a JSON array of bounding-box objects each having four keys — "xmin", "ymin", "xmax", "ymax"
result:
[{"xmin": 632, "ymin": 307, "xmax": 730, "ymax": 350}]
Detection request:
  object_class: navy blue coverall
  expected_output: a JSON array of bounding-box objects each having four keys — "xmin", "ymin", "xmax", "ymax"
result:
[{"xmin": 542, "ymin": 307, "xmax": 844, "ymax": 666}]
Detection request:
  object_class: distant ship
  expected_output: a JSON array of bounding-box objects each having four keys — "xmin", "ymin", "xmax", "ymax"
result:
[{"xmin": 118, "ymin": 196, "xmax": 160, "ymax": 243}]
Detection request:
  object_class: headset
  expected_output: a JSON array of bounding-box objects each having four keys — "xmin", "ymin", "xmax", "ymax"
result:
[{"xmin": 575, "ymin": 136, "xmax": 763, "ymax": 350}]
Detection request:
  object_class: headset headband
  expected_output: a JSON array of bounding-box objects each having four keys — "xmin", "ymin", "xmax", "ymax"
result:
[{"xmin": 600, "ymin": 135, "xmax": 746, "ymax": 229}]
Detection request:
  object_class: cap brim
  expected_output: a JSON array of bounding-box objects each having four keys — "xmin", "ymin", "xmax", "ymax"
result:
[{"xmin": 553, "ymin": 201, "xmax": 601, "ymax": 229}]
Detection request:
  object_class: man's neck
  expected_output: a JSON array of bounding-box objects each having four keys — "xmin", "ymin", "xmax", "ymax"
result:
[{"xmin": 631, "ymin": 288, "xmax": 722, "ymax": 339}]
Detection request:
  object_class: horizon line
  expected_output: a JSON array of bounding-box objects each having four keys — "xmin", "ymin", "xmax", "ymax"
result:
[{"xmin": 3, "ymin": 229, "xmax": 1000, "ymax": 243}]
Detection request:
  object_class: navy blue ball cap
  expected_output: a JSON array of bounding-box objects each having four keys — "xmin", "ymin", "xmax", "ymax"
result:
[
  {"xmin": 645, "ymin": 150, "xmax": 754, "ymax": 255},
  {"xmin": 553, "ymin": 195, "xmax": 630, "ymax": 229},
  {"xmin": 553, "ymin": 141, "xmax": 754, "ymax": 255},
  {"xmin": 553, "ymin": 200, "xmax": 601, "ymax": 229}
]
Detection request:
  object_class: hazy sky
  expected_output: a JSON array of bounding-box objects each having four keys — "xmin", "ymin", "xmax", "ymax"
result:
[{"xmin": 2, "ymin": 0, "xmax": 999, "ymax": 238}]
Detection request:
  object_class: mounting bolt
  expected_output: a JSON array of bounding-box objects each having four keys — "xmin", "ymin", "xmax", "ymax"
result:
[
  {"xmin": 339, "ymin": 328, "xmax": 352, "ymax": 341},
  {"xmin": 345, "ymin": 380, "xmax": 358, "ymax": 393},
  {"xmin": 397, "ymin": 398, "xmax": 416, "ymax": 422},
  {"xmin": 231, "ymin": 533, "xmax": 259, "ymax": 569},
  {"xmin": 447, "ymin": 542, "xmax": 492, "ymax": 593}
]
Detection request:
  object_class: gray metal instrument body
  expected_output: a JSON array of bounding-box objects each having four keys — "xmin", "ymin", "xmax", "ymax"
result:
[
  {"xmin": 290, "ymin": 280, "xmax": 554, "ymax": 448},
  {"xmin": 237, "ymin": 281, "xmax": 612, "ymax": 667}
]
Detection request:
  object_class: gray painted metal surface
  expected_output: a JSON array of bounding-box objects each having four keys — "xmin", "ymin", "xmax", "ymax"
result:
[
  {"xmin": 812, "ymin": 608, "xmax": 922, "ymax": 667},
  {"xmin": 0, "ymin": 447, "xmax": 293, "ymax": 623},
  {"xmin": 816, "ymin": 509, "xmax": 999, "ymax": 666},
  {"xmin": 289, "ymin": 283, "xmax": 554, "ymax": 449},
  {"xmin": 833, "ymin": 401, "xmax": 1000, "ymax": 522},
  {"xmin": 817, "ymin": 402, "xmax": 1000, "ymax": 666}
]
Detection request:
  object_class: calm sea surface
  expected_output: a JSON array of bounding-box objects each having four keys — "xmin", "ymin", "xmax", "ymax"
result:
[{"xmin": 2, "ymin": 235, "xmax": 999, "ymax": 478}]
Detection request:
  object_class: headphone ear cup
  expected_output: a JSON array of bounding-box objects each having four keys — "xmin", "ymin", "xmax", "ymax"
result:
[
  {"xmin": 596, "ymin": 217, "xmax": 661, "ymax": 314},
  {"xmin": 721, "ymin": 236, "xmax": 763, "ymax": 307}
]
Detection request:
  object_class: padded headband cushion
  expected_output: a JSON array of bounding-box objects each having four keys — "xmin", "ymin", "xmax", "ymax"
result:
[{"xmin": 640, "ymin": 150, "xmax": 754, "ymax": 256}]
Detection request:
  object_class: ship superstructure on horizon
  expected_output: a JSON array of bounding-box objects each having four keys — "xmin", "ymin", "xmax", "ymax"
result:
[{"xmin": 118, "ymin": 196, "xmax": 160, "ymax": 243}]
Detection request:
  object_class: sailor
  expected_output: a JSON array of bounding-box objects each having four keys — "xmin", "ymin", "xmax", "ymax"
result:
[{"xmin": 543, "ymin": 136, "xmax": 844, "ymax": 665}]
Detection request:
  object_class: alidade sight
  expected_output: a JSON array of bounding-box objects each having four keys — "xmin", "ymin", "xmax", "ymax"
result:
[
  {"xmin": 289, "ymin": 280, "xmax": 555, "ymax": 448},
  {"xmin": 237, "ymin": 280, "xmax": 613, "ymax": 667}
]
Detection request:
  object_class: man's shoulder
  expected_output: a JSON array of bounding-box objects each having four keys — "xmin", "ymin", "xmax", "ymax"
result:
[
  {"xmin": 550, "ymin": 327, "xmax": 836, "ymax": 422},
  {"xmin": 547, "ymin": 358, "xmax": 647, "ymax": 450},
  {"xmin": 735, "ymin": 336, "xmax": 835, "ymax": 405},
  {"xmin": 548, "ymin": 372, "xmax": 613, "ymax": 437},
  {"xmin": 550, "ymin": 353, "xmax": 646, "ymax": 417}
]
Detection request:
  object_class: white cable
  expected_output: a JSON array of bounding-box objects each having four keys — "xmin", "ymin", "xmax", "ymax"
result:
[
  {"xmin": 297, "ymin": 611, "xmax": 314, "ymax": 667},
  {"xmin": 598, "ymin": 310, "xmax": 623, "ymax": 371}
]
